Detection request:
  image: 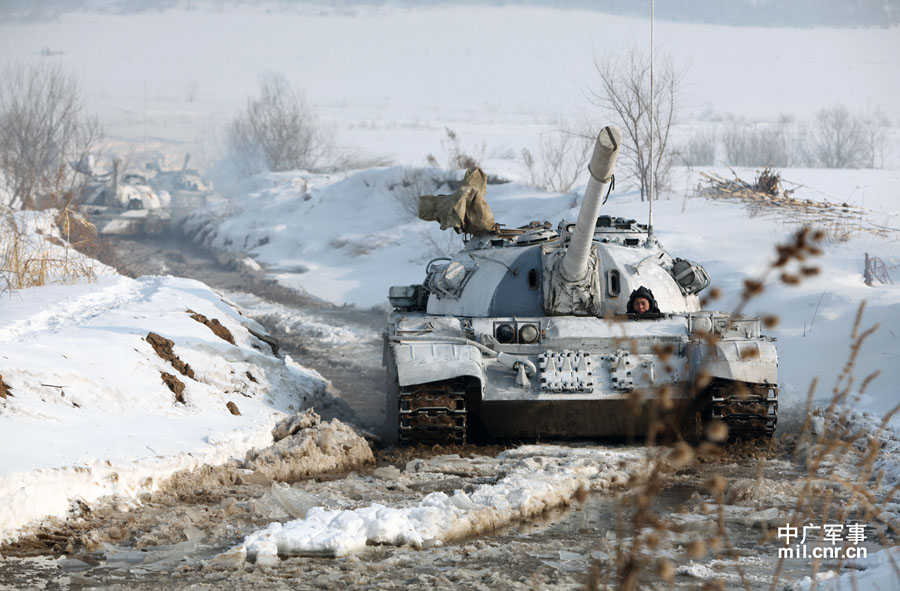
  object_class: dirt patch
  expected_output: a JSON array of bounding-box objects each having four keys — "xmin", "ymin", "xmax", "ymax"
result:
[
  {"xmin": 0, "ymin": 374, "xmax": 11, "ymax": 399},
  {"xmin": 146, "ymin": 332, "xmax": 195, "ymax": 379},
  {"xmin": 1, "ymin": 410, "xmax": 374, "ymax": 557},
  {"xmin": 187, "ymin": 310, "xmax": 235, "ymax": 345},
  {"xmin": 160, "ymin": 372, "xmax": 185, "ymax": 403},
  {"xmin": 245, "ymin": 410, "xmax": 374, "ymax": 483}
]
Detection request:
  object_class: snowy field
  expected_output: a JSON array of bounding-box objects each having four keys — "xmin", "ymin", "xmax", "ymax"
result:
[
  {"xmin": 1, "ymin": 5, "xmax": 899, "ymax": 168},
  {"xmin": 1, "ymin": 3, "xmax": 899, "ymax": 588}
]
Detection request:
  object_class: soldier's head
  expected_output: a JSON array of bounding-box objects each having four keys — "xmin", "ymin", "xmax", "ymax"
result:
[
  {"xmin": 627, "ymin": 286, "xmax": 659, "ymax": 315},
  {"xmin": 632, "ymin": 296, "xmax": 651, "ymax": 314}
]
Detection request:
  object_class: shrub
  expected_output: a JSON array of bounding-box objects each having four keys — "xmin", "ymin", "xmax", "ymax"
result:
[
  {"xmin": 803, "ymin": 104, "xmax": 878, "ymax": 169},
  {"xmin": 426, "ymin": 128, "xmax": 484, "ymax": 171},
  {"xmin": 226, "ymin": 73, "xmax": 335, "ymax": 176},
  {"xmin": 676, "ymin": 129, "xmax": 716, "ymax": 166},
  {"xmin": 722, "ymin": 123, "xmax": 797, "ymax": 167}
]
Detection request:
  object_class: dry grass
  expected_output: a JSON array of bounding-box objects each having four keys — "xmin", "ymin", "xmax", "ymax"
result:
[
  {"xmin": 698, "ymin": 169, "xmax": 896, "ymax": 243},
  {"xmin": 426, "ymin": 128, "xmax": 485, "ymax": 171},
  {"xmin": 0, "ymin": 203, "xmax": 101, "ymax": 295},
  {"xmin": 521, "ymin": 127, "xmax": 593, "ymax": 193},
  {"xmin": 386, "ymin": 168, "xmax": 455, "ymax": 219},
  {"xmin": 586, "ymin": 227, "xmax": 899, "ymax": 590}
]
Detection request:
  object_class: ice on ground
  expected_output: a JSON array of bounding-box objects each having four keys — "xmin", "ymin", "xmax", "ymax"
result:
[
  {"xmin": 223, "ymin": 291, "xmax": 367, "ymax": 347},
  {"xmin": 244, "ymin": 411, "xmax": 373, "ymax": 483},
  {"xmin": 235, "ymin": 446, "xmax": 648, "ymax": 560}
]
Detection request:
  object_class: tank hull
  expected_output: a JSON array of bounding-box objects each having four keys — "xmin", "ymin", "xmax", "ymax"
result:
[{"xmin": 385, "ymin": 312, "xmax": 778, "ymax": 444}]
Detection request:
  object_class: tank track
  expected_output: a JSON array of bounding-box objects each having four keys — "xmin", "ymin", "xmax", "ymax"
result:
[
  {"xmin": 398, "ymin": 380, "xmax": 467, "ymax": 445},
  {"xmin": 709, "ymin": 380, "xmax": 778, "ymax": 439}
]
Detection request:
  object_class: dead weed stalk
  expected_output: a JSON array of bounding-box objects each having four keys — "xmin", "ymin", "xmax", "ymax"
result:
[{"xmin": 586, "ymin": 227, "xmax": 897, "ymax": 590}]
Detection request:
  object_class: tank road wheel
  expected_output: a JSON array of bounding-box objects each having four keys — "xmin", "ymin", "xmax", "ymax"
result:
[
  {"xmin": 705, "ymin": 379, "xmax": 778, "ymax": 440},
  {"xmin": 399, "ymin": 379, "xmax": 467, "ymax": 445}
]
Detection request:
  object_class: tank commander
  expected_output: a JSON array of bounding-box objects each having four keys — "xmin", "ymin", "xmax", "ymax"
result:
[{"xmin": 627, "ymin": 286, "xmax": 660, "ymax": 315}]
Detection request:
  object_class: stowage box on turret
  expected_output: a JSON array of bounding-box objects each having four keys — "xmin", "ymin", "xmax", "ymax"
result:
[{"xmin": 384, "ymin": 126, "xmax": 778, "ymax": 444}]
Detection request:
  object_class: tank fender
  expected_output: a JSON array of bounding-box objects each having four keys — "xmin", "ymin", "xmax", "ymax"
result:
[
  {"xmin": 687, "ymin": 339, "xmax": 778, "ymax": 384},
  {"xmin": 392, "ymin": 341, "xmax": 486, "ymax": 388}
]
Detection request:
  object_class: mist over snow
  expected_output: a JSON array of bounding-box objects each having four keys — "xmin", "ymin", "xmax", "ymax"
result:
[{"xmin": 1, "ymin": 4, "xmax": 898, "ymax": 171}]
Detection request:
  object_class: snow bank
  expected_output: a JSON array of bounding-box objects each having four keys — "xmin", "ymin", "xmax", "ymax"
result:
[
  {"xmin": 235, "ymin": 445, "xmax": 647, "ymax": 560},
  {"xmin": 0, "ymin": 209, "xmax": 113, "ymax": 290},
  {"xmin": 0, "ymin": 272, "xmax": 355, "ymax": 542},
  {"xmin": 181, "ymin": 166, "xmax": 574, "ymax": 306},
  {"xmin": 806, "ymin": 406, "xmax": 900, "ymax": 521},
  {"xmin": 787, "ymin": 547, "xmax": 900, "ymax": 591}
]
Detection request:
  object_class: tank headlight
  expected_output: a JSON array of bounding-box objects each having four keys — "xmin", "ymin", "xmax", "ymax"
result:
[
  {"xmin": 518, "ymin": 324, "xmax": 539, "ymax": 344},
  {"xmin": 495, "ymin": 323, "xmax": 516, "ymax": 344},
  {"xmin": 692, "ymin": 317, "xmax": 713, "ymax": 334}
]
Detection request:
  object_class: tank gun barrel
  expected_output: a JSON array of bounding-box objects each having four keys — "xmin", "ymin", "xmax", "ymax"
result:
[{"xmin": 559, "ymin": 125, "xmax": 621, "ymax": 283}]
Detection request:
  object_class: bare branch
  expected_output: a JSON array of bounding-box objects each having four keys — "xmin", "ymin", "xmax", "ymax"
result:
[
  {"xmin": 0, "ymin": 61, "xmax": 101, "ymax": 209},
  {"xmin": 588, "ymin": 47, "xmax": 681, "ymax": 200}
]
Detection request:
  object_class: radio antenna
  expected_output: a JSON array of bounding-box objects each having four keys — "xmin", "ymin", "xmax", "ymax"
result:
[{"xmin": 647, "ymin": 0, "xmax": 655, "ymax": 245}]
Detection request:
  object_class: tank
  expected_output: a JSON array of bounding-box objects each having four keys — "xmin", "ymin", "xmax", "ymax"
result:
[
  {"xmin": 78, "ymin": 158, "xmax": 170, "ymax": 236},
  {"xmin": 383, "ymin": 125, "xmax": 778, "ymax": 445}
]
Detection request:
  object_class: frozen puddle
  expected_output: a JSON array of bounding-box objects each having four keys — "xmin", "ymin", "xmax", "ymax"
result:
[{"xmin": 233, "ymin": 445, "xmax": 648, "ymax": 562}]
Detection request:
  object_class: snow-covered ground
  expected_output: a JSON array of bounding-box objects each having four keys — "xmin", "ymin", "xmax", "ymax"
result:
[
  {"xmin": 1, "ymin": 3, "xmax": 899, "ymax": 588},
  {"xmin": 239, "ymin": 445, "xmax": 646, "ymax": 560},
  {"xmin": 0, "ymin": 212, "xmax": 366, "ymax": 542}
]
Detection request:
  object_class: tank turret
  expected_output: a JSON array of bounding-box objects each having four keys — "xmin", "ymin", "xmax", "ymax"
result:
[{"xmin": 383, "ymin": 126, "xmax": 778, "ymax": 445}]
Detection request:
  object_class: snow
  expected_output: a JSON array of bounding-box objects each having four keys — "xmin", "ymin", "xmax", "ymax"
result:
[
  {"xmin": 1, "ymin": 2, "xmax": 899, "ymax": 573},
  {"xmin": 1, "ymin": 6, "xmax": 898, "ymax": 170},
  {"xmin": 787, "ymin": 547, "xmax": 900, "ymax": 591},
  {"xmin": 236, "ymin": 445, "xmax": 647, "ymax": 559},
  {"xmin": 0, "ymin": 270, "xmax": 343, "ymax": 542}
]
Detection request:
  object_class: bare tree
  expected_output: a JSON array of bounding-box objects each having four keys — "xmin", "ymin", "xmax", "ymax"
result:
[
  {"xmin": 0, "ymin": 61, "xmax": 102, "ymax": 209},
  {"xmin": 804, "ymin": 104, "xmax": 870, "ymax": 169},
  {"xmin": 676, "ymin": 128, "xmax": 716, "ymax": 166},
  {"xmin": 227, "ymin": 73, "xmax": 334, "ymax": 176},
  {"xmin": 722, "ymin": 123, "xmax": 796, "ymax": 167},
  {"xmin": 588, "ymin": 47, "xmax": 680, "ymax": 200}
]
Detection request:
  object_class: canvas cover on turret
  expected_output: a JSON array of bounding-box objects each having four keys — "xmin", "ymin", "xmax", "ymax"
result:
[{"xmin": 418, "ymin": 167, "xmax": 498, "ymax": 235}]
